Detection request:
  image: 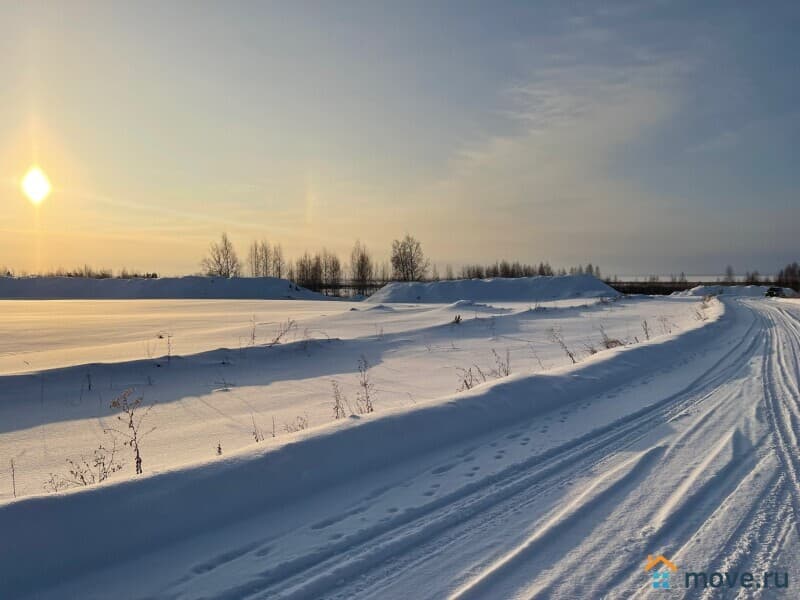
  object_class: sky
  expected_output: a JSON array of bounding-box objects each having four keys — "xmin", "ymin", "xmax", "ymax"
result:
[{"xmin": 0, "ymin": 0, "xmax": 798, "ymax": 277}]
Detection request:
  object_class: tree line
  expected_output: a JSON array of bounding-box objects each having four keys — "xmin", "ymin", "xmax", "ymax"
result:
[
  {"xmin": 0, "ymin": 266, "xmax": 159, "ymax": 279},
  {"xmin": 201, "ymin": 233, "xmax": 431, "ymax": 295},
  {"xmin": 776, "ymin": 262, "xmax": 800, "ymax": 290},
  {"xmin": 722, "ymin": 264, "xmax": 800, "ymax": 289},
  {"xmin": 458, "ymin": 262, "xmax": 600, "ymax": 280},
  {"xmin": 200, "ymin": 232, "xmax": 609, "ymax": 295}
]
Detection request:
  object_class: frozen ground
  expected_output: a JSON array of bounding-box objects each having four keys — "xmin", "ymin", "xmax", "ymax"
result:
[
  {"xmin": 0, "ymin": 299, "xmax": 352, "ymax": 375},
  {"xmin": 1, "ymin": 280, "xmax": 798, "ymax": 599},
  {"xmin": 0, "ymin": 275, "xmax": 326, "ymax": 300}
]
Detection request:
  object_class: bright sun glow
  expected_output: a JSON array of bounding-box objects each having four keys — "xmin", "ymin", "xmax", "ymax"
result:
[{"xmin": 21, "ymin": 167, "xmax": 52, "ymax": 204}]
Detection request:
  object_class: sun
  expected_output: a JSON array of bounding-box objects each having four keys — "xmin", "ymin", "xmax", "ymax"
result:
[{"xmin": 21, "ymin": 167, "xmax": 52, "ymax": 204}]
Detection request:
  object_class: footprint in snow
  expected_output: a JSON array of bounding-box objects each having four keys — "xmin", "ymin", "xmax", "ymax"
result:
[
  {"xmin": 432, "ymin": 463, "xmax": 456, "ymax": 475},
  {"xmin": 190, "ymin": 542, "xmax": 259, "ymax": 574},
  {"xmin": 423, "ymin": 484, "xmax": 440, "ymax": 496}
]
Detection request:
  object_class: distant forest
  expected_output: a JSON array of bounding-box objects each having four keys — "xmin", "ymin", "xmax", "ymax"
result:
[{"xmin": 2, "ymin": 232, "xmax": 798, "ymax": 295}]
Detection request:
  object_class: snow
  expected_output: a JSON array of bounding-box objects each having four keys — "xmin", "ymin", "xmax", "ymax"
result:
[
  {"xmin": 0, "ymin": 298, "xmax": 726, "ymax": 597},
  {"xmin": 676, "ymin": 283, "xmax": 798, "ymax": 297},
  {"xmin": 367, "ymin": 274, "xmax": 616, "ymax": 304},
  {"xmin": 0, "ymin": 294, "xmax": 714, "ymax": 505},
  {"xmin": 0, "ymin": 276, "xmax": 326, "ymax": 300},
  {"xmin": 3, "ymin": 279, "xmax": 799, "ymax": 598},
  {"xmin": 0, "ymin": 299, "xmax": 352, "ymax": 375}
]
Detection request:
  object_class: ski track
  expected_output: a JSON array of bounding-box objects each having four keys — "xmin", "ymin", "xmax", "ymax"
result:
[{"xmin": 16, "ymin": 297, "xmax": 800, "ymax": 599}]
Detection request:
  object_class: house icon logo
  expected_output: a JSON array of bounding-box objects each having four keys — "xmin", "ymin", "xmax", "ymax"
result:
[{"xmin": 645, "ymin": 554, "xmax": 678, "ymax": 590}]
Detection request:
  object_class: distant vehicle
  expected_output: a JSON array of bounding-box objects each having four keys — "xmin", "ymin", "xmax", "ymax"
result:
[{"xmin": 765, "ymin": 287, "xmax": 785, "ymax": 298}]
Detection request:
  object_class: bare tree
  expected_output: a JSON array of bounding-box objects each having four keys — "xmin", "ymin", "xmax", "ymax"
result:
[
  {"xmin": 247, "ymin": 241, "xmax": 259, "ymax": 277},
  {"xmin": 272, "ymin": 244, "xmax": 285, "ymax": 279},
  {"xmin": 247, "ymin": 240, "xmax": 272, "ymax": 277},
  {"xmin": 295, "ymin": 252, "xmax": 323, "ymax": 291},
  {"xmin": 350, "ymin": 240, "xmax": 374, "ymax": 295},
  {"xmin": 202, "ymin": 233, "xmax": 242, "ymax": 278},
  {"xmin": 724, "ymin": 265, "xmax": 735, "ymax": 284},
  {"xmin": 259, "ymin": 241, "xmax": 272, "ymax": 276},
  {"xmin": 391, "ymin": 234, "xmax": 429, "ymax": 281},
  {"xmin": 321, "ymin": 249, "xmax": 342, "ymax": 295},
  {"xmin": 776, "ymin": 262, "xmax": 800, "ymax": 290},
  {"xmin": 377, "ymin": 261, "xmax": 391, "ymax": 284}
]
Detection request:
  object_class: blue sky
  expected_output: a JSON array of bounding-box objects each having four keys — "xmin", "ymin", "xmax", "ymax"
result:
[{"xmin": 0, "ymin": 0, "xmax": 797, "ymax": 276}]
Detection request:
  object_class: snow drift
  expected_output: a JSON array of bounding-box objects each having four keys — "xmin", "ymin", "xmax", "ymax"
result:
[
  {"xmin": 367, "ymin": 275, "xmax": 616, "ymax": 304},
  {"xmin": 0, "ymin": 298, "xmax": 727, "ymax": 597},
  {"xmin": 0, "ymin": 276, "xmax": 328, "ymax": 300},
  {"xmin": 675, "ymin": 284, "xmax": 797, "ymax": 298}
]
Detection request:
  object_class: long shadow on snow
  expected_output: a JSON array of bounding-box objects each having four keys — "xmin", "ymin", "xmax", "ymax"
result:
[{"xmin": 0, "ymin": 295, "xmax": 687, "ymax": 435}]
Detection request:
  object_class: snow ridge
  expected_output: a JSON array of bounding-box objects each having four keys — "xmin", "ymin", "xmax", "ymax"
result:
[{"xmin": 367, "ymin": 274, "xmax": 616, "ymax": 304}]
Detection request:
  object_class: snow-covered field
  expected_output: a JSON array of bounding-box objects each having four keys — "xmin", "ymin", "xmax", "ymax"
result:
[{"xmin": 2, "ymin": 277, "xmax": 799, "ymax": 599}]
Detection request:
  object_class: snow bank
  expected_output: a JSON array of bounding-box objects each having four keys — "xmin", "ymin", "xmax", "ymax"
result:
[
  {"xmin": 367, "ymin": 275, "xmax": 616, "ymax": 304},
  {"xmin": 0, "ymin": 299, "xmax": 727, "ymax": 597},
  {"xmin": 675, "ymin": 284, "xmax": 797, "ymax": 298},
  {"xmin": 0, "ymin": 276, "xmax": 328, "ymax": 300}
]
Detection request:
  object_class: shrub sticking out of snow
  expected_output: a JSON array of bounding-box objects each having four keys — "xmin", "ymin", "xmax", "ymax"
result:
[
  {"xmin": 356, "ymin": 356, "xmax": 376, "ymax": 414},
  {"xmin": 548, "ymin": 327, "xmax": 577, "ymax": 364},
  {"xmin": 105, "ymin": 390, "xmax": 156, "ymax": 476},
  {"xmin": 43, "ymin": 441, "xmax": 124, "ymax": 492}
]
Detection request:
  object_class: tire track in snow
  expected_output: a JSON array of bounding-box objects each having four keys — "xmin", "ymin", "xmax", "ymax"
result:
[
  {"xmin": 184, "ymin": 301, "xmax": 761, "ymax": 600},
  {"xmin": 343, "ymin": 299, "xmax": 769, "ymax": 600},
  {"xmin": 758, "ymin": 302, "xmax": 800, "ymax": 537},
  {"xmin": 450, "ymin": 445, "xmax": 666, "ymax": 600}
]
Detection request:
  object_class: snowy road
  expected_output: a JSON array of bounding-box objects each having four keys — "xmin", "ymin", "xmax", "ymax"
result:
[{"xmin": 3, "ymin": 297, "xmax": 800, "ymax": 598}]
